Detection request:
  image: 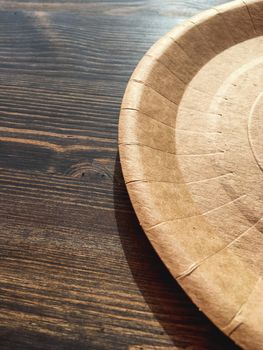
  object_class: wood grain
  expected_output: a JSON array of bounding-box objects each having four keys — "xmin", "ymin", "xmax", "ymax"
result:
[{"xmin": 0, "ymin": 1, "xmax": 239, "ymax": 349}]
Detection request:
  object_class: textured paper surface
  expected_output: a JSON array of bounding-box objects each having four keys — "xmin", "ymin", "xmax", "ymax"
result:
[{"xmin": 119, "ymin": 1, "xmax": 263, "ymax": 349}]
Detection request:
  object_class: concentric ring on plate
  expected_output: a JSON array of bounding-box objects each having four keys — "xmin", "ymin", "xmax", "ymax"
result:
[{"xmin": 119, "ymin": 1, "xmax": 263, "ymax": 349}]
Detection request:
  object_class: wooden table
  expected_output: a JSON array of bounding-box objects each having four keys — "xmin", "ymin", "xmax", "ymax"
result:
[{"xmin": 0, "ymin": 1, "xmax": 240, "ymax": 349}]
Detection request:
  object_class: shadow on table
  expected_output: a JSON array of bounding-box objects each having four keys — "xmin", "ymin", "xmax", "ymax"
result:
[{"xmin": 113, "ymin": 153, "xmax": 240, "ymax": 350}]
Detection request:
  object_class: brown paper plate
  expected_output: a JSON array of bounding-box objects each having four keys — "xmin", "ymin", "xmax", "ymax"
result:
[{"xmin": 119, "ymin": 1, "xmax": 263, "ymax": 349}]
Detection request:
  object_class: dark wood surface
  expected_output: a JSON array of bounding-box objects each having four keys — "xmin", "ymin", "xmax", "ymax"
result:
[{"xmin": 0, "ymin": 1, "xmax": 241, "ymax": 349}]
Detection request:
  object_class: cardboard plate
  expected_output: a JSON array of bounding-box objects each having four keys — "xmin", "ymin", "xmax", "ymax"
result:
[{"xmin": 119, "ymin": 1, "xmax": 263, "ymax": 349}]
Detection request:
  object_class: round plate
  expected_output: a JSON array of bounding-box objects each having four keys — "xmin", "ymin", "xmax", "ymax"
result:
[{"xmin": 119, "ymin": 1, "xmax": 263, "ymax": 349}]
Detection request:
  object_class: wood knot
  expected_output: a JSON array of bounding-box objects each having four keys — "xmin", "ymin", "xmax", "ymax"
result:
[{"xmin": 65, "ymin": 160, "xmax": 112, "ymax": 182}]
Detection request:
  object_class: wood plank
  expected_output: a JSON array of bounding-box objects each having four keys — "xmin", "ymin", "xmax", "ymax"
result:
[{"xmin": 0, "ymin": 1, "xmax": 228, "ymax": 16}]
